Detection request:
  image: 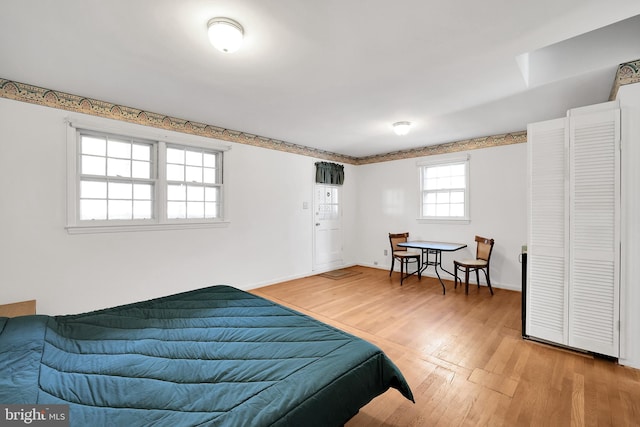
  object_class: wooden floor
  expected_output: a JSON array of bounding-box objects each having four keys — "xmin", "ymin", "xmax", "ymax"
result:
[{"xmin": 252, "ymin": 266, "xmax": 640, "ymax": 427}]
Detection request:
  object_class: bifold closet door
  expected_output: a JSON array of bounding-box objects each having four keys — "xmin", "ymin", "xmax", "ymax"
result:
[
  {"xmin": 568, "ymin": 108, "xmax": 620, "ymax": 357},
  {"xmin": 526, "ymin": 117, "xmax": 569, "ymax": 344}
]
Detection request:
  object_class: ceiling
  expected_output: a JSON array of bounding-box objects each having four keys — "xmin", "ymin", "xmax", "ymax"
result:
[{"xmin": 1, "ymin": 1, "xmax": 640, "ymax": 159}]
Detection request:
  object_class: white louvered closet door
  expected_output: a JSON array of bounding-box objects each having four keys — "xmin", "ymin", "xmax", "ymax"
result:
[
  {"xmin": 568, "ymin": 108, "xmax": 620, "ymax": 357},
  {"xmin": 527, "ymin": 118, "xmax": 569, "ymax": 344}
]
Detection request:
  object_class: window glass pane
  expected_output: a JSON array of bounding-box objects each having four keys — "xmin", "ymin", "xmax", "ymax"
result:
[
  {"xmin": 133, "ymin": 183, "xmax": 152, "ymax": 200},
  {"xmin": 435, "ymin": 165, "xmax": 449, "ymax": 178},
  {"xmin": 108, "ymin": 182, "xmax": 132, "ymax": 200},
  {"xmin": 451, "ymin": 176, "xmax": 465, "ymax": 188},
  {"xmin": 132, "ymin": 161, "xmax": 150, "ymax": 179},
  {"xmin": 436, "ymin": 192, "xmax": 450, "ymax": 203},
  {"xmin": 436, "ymin": 204, "xmax": 449, "ymax": 216},
  {"xmin": 437, "ymin": 177, "xmax": 451, "ymax": 189},
  {"xmin": 168, "ymin": 201, "xmax": 186, "ymax": 219},
  {"xmin": 425, "ymin": 178, "xmax": 437, "ymax": 190},
  {"xmin": 203, "ymin": 153, "xmax": 217, "ymax": 168},
  {"xmin": 167, "ymin": 184, "xmax": 186, "ymax": 201},
  {"xmin": 80, "ymin": 180, "xmax": 107, "ymax": 199},
  {"xmin": 80, "ymin": 200, "xmax": 107, "ymax": 220},
  {"xmin": 187, "ymin": 201, "xmax": 204, "ymax": 218},
  {"xmin": 167, "ymin": 164, "xmax": 184, "ymax": 181},
  {"xmin": 107, "ymin": 158, "xmax": 131, "ymax": 177},
  {"xmin": 203, "ymin": 168, "xmax": 217, "ymax": 184},
  {"xmin": 425, "ymin": 167, "xmax": 437, "ymax": 179},
  {"xmin": 133, "ymin": 201, "xmax": 152, "ymax": 219},
  {"xmin": 186, "ymin": 150, "xmax": 202, "ymax": 166},
  {"xmin": 167, "ymin": 147, "xmax": 184, "ymax": 164},
  {"xmin": 450, "ymin": 191, "xmax": 464, "ymax": 203},
  {"xmin": 450, "ymin": 204, "xmax": 464, "ymax": 217},
  {"xmin": 132, "ymin": 143, "xmax": 150, "ymax": 161},
  {"xmin": 186, "ymin": 166, "xmax": 202, "ymax": 183},
  {"xmin": 81, "ymin": 136, "xmax": 106, "ymax": 156},
  {"xmin": 425, "ymin": 204, "xmax": 436, "ymax": 217},
  {"xmin": 82, "ymin": 155, "xmax": 106, "ymax": 176},
  {"xmin": 424, "ymin": 192, "xmax": 436, "ymax": 204},
  {"xmin": 108, "ymin": 200, "xmax": 132, "ymax": 220},
  {"xmin": 205, "ymin": 187, "xmax": 218, "ymax": 202},
  {"xmin": 108, "ymin": 140, "xmax": 131, "ymax": 159},
  {"xmin": 450, "ymin": 163, "xmax": 465, "ymax": 176},
  {"xmin": 187, "ymin": 185, "xmax": 204, "ymax": 202},
  {"xmin": 205, "ymin": 202, "xmax": 218, "ymax": 218}
]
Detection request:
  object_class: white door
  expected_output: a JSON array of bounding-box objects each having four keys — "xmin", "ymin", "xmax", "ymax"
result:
[
  {"xmin": 313, "ymin": 184, "xmax": 342, "ymax": 270},
  {"xmin": 527, "ymin": 117, "xmax": 569, "ymax": 344},
  {"xmin": 568, "ymin": 107, "xmax": 620, "ymax": 357}
]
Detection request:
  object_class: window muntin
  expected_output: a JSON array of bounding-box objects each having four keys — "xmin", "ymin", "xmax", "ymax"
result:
[
  {"xmin": 79, "ymin": 133, "xmax": 154, "ymax": 221},
  {"xmin": 419, "ymin": 159, "xmax": 469, "ymax": 220}
]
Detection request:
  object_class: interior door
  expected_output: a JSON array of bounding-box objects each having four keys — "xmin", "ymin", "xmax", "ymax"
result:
[
  {"xmin": 527, "ymin": 117, "xmax": 569, "ymax": 344},
  {"xmin": 568, "ymin": 107, "xmax": 620, "ymax": 357},
  {"xmin": 313, "ymin": 183, "xmax": 342, "ymax": 270}
]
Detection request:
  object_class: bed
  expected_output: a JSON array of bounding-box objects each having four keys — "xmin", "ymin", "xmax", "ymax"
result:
[{"xmin": 0, "ymin": 285, "xmax": 413, "ymax": 426}]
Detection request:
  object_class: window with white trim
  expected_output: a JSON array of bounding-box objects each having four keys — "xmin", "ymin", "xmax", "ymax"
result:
[
  {"xmin": 79, "ymin": 132, "xmax": 155, "ymax": 221},
  {"xmin": 165, "ymin": 145, "xmax": 221, "ymax": 219},
  {"xmin": 67, "ymin": 122, "xmax": 227, "ymax": 233},
  {"xmin": 418, "ymin": 156, "xmax": 469, "ymax": 221}
]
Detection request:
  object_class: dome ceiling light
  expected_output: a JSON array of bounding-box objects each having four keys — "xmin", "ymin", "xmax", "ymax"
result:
[
  {"xmin": 392, "ymin": 121, "xmax": 412, "ymax": 136},
  {"xmin": 207, "ymin": 17, "xmax": 244, "ymax": 53}
]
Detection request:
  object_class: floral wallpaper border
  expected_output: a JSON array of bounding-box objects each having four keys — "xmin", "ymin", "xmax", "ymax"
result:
[
  {"xmin": 609, "ymin": 59, "xmax": 640, "ymax": 101},
  {"xmin": 1, "ymin": 58, "xmax": 637, "ymax": 165}
]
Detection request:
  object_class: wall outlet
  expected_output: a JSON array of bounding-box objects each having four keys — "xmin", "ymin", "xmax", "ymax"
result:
[
  {"xmin": 383, "ymin": 249, "xmax": 388, "ymax": 256},
  {"xmin": 374, "ymin": 261, "xmax": 378, "ymax": 266}
]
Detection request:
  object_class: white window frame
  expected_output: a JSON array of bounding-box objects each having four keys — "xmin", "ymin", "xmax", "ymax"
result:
[
  {"xmin": 66, "ymin": 117, "xmax": 230, "ymax": 234},
  {"xmin": 417, "ymin": 154, "xmax": 470, "ymax": 223}
]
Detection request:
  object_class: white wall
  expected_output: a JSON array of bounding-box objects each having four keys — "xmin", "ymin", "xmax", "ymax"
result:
[
  {"xmin": 0, "ymin": 98, "xmax": 358, "ymax": 315},
  {"xmin": 356, "ymin": 143, "xmax": 528, "ymax": 290},
  {"xmin": 618, "ymin": 83, "xmax": 640, "ymax": 369}
]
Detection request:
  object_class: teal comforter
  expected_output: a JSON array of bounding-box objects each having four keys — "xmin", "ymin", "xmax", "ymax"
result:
[{"xmin": 0, "ymin": 286, "xmax": 413, "ymax": 426}]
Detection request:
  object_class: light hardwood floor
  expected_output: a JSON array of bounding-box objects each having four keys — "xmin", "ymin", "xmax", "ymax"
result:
[{"xmin": 252, "ymin": 266, "xmax": 640, "ymax": 426}]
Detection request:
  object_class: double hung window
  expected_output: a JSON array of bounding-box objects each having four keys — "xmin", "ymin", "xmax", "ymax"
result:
[
  {"xmin": 67, "ymin": 121, "xmax": 227, "ymax": 233},
  {"xmin": 79, "ymin": 132, "xmax": 155, "ymax": 221},
  {"xmin": 418, "ymin": 156, "xmax": 470, "ymax": 221}
]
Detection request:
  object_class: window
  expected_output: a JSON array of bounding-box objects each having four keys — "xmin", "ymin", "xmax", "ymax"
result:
[
  {"xmin": 418, "ymin": 156, "xmax": 469, "ymax": 221},
  {"xmin": 79, "ymin": 133, "xmax": 155, "ymax": 221},
  {"xmin": 67, "ymin": 121, "xmax": 228, "ymax": 233},
  {"xmin": 165, "ymin": 146, "xmax": 221, "ymax": 220}
]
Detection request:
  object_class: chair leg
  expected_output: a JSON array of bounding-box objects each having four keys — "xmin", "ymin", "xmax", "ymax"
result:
[
  {"xmin": 464, "ymin": 268, "xmax": 470, "ymax": 295},
  {"xmin": 454, "ymin": 263, "xmax": 458, "ymax": 289},
  {"xmin": 389, "ymin": 257, "xmax": 395, "ymax": 277},
  {"xmin": 485, "ymin": 268, "xmax": 493, "ymax": 295},
  {"xmin": 476, "ymin": 269, "xmax": 480, "ymax": 289}
]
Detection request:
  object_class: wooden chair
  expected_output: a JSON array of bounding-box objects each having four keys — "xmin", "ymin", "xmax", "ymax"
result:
[
  {"xmin": 389, "ymin": 233, "xmax": 421, "ymax": 284},
  {"xmin": 454, "ymin": 236, "xmax": 495, "ymax": 295}
]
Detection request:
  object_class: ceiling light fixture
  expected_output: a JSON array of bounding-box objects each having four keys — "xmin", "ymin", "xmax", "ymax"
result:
[
  {"xmin": 207, "ymin": 17, "xmax": 244, "ymax": 53},
  {"xmin": 393, "ymin": 121, "xmax": 412, "ymax": 136}
]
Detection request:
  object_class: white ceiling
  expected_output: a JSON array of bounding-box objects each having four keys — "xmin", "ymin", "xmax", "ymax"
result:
[{"xmin": 1, "ymin": 1, "xmax": 640, "ymax": 158}]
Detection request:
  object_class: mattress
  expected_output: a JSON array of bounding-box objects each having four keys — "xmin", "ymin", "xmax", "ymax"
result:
[{"xmin": 0, "ymin": 285, "xmax": 413, "ymax": 426}]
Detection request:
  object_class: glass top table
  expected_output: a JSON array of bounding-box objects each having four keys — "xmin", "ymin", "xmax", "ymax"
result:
[{"xmin": 397, "ymin": 241, "xmax": 467, "ymax": 294}]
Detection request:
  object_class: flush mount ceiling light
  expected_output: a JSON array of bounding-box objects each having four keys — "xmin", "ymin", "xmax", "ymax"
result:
[
  {"xmin": 207, "ymin": 17, "xmax": 244, "ymax": 53},
  {"xmin": 392, "ymin": 121, "xmax": 412, "ymax": 136}
]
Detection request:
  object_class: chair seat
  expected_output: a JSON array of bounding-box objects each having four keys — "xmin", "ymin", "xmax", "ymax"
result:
[
  {"xmin": 393, "ymin": 251, "xmax": 420, "ymax": 258},
  {"xmin": 455, "ymin": 259, "xmax": 487, "ymax": 268}
]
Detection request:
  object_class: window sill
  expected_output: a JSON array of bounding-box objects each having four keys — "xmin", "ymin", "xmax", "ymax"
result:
[
  {"xmin": 417, "ymin": 218, "xmax": 470, "ymax": 225},
  {"xmin": 66, "ymin": 221, "xmax": 230, "ymax": 234}
]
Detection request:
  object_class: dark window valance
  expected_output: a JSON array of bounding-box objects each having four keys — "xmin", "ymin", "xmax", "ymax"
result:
[{"xmin": 315, "ymin": 162, "xmax": 344, "ymax": 185}]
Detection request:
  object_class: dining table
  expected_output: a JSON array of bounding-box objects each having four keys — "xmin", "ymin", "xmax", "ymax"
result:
[{"xmin": 397, "ymin": 240, "xmax": 467, "ymax": 293}]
